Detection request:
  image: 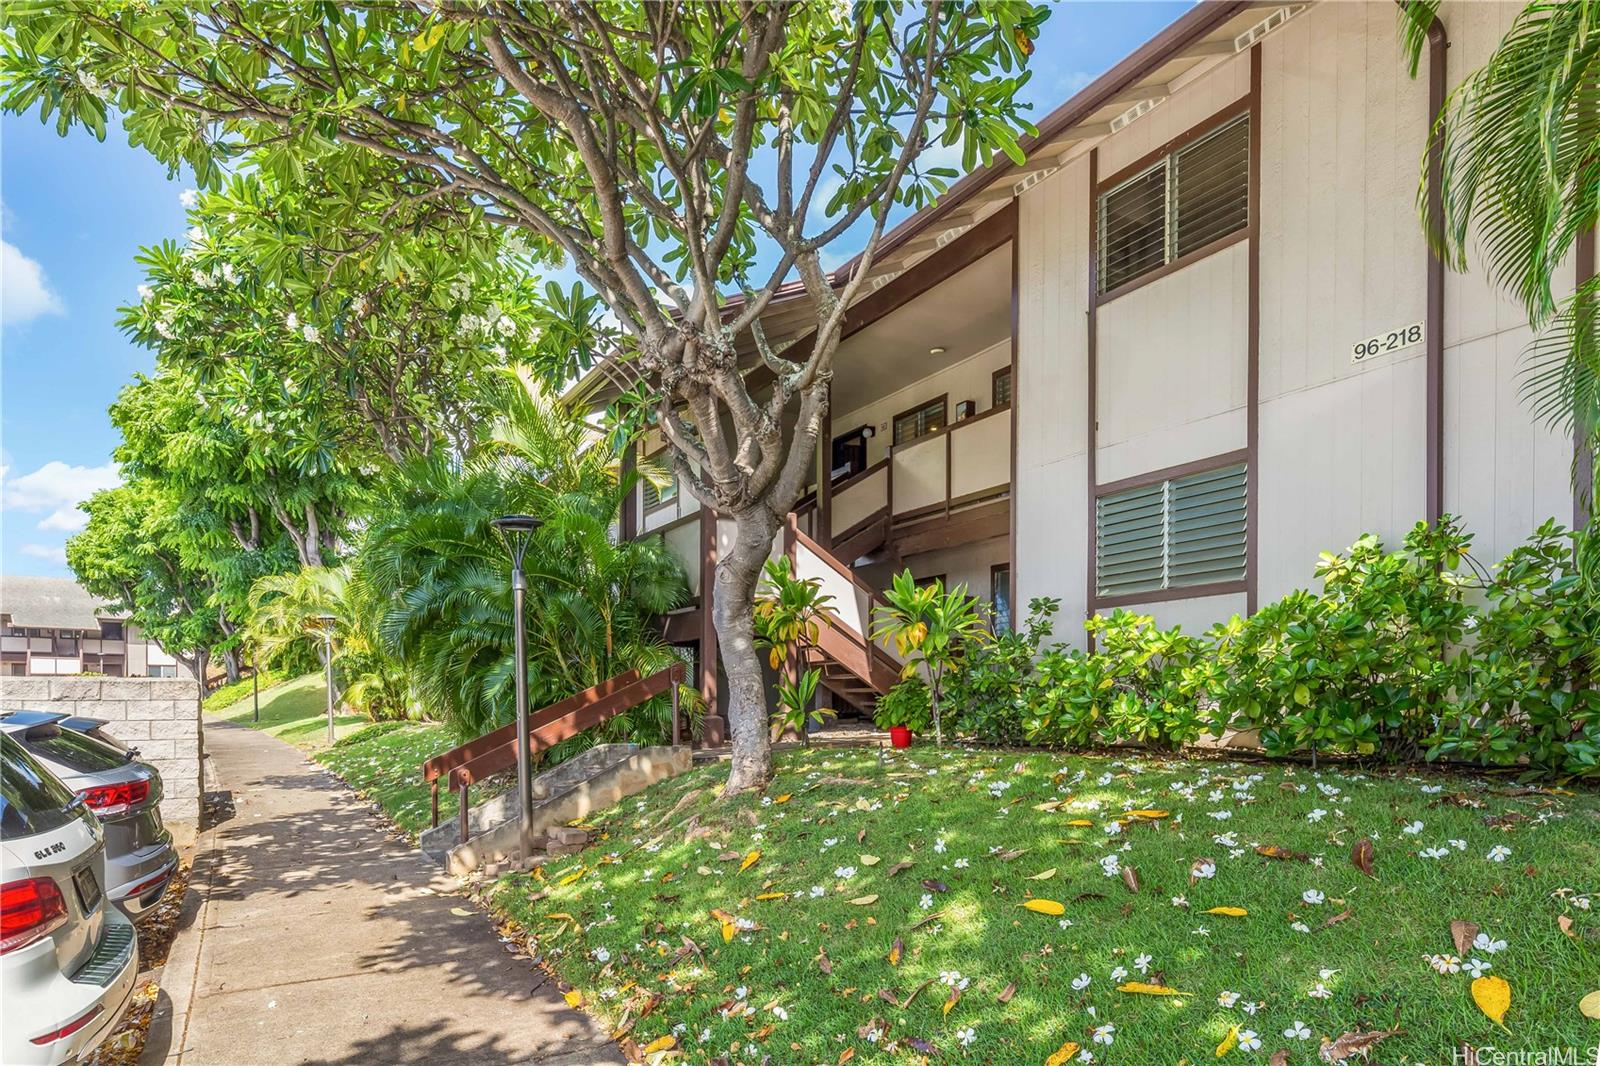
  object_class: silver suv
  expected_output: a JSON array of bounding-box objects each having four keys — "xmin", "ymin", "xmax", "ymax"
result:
[
  {"xmin": 0, "ymin": 712, "xmax": 177, "ymax": 922},
  {"xmin": 1, "ymin": 732, "xmax": 139, "ymax": 1064}
]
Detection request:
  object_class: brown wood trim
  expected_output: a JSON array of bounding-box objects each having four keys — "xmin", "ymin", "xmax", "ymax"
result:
[
  {"xmin": 893, "ymin": 485, "xmax": 1010, "ymax": 526},
  {"xmin": 1095, "ymin": 228, "xmax": 1250, "ymax": 307},
  {"xmin": 886, "ymin": 400, "xmax": 1011, "ymax": 457},
  {"xmin": 1095, "ymin": 94, "xmax": 1252, "ymax": 194},
  {"xmin": 832, "ymin": 456, "xmax": 890, "ymax": 498},
  {"xmin": 661, "ymin": 609, "xmax": 700, "ymax": 645},
  {"xmin": 1094, "ymin": 448, "xmax": 1250, "ymax": 498},
  {"xmin": 638, "ymin": 507, "xmax": 703, "ymax": 539},
  {"xmin": 788, "ymin": 514, "xmax": 893, "ymax": 615},
  {"xmin": 894, "ymin": 500, "xmax": 1010, "ymax": 557},
  {"xmin": 1091, "ymin": 579, "xmax": 1248, "ymax": 612},
  {"xmin": 423, "ymin": 669, "xmax": 645, "ymax": 782},
  {"xmin": 1009, "ymin": 229, "xmax": 1020, "ymax": 614},
  {"xmin": 1246, "ymin": 44, "xmax": 1262, "ymax": 613},
  {"xmin": 914, "ymin": 573, "xmax": 948, "ymax": 588},
  {"xmin": 834, "ymin": 506, "xmax": 890, "ymax": 549},
  {"xmin": 952, "ymin": 401, "xmax": 1012, "ymax": 432},
  {"xmin": 1423, "ymin": 14, "xmax": 1448, "ymax": 528},
  {"xmin": 1085, "ymin": 146, "xmax": 1100, "ymax": 649},
  {"xmin": 993, "ymin": 365, "xmax": 1013, "ymax": 408},
  {"xmin": 1578, "ymin": 224, "xmax": 1597, "ymax": 528},
  {"xmin": 833, "ymin": 509, "xmax": 891, "ymax": 562},
  {"xmin": 891, "ymin": 393, "xmax": 948, "ymax": 448}
]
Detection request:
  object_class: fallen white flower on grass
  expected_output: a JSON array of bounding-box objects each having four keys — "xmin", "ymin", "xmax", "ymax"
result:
[
  {"xmin": 955, "ymin": 1027, "xmax": 976, "ymax": 1048},
  {"xmin": 1072, "ymin": 972, "xmax": 1092, "ymax": 991},
  {"xmin": 1473, "ymin": 932, "xmax": 1507, "ymax": 954},
  {"xmin": 1302, "ymin": 889, "xmax": 1325, "ymax": 905},
  {"xmin": 1284, "ymin": 1020, "xmax": 1312, "ymax": 1040},
  {"xmin": 1487, "ymin": 845, "xmax": 1511, "ymax": 862}
]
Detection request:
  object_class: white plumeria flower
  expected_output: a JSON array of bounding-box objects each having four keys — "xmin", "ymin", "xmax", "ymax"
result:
[
  {"xmin": 953, "ymin": 858, "xmax": 970, "ymax": 869},
  {"xmin": 1291, "ymin": 921, "xmax": 1311, "ymax": 933},
  {"xmin": 1091, "ymin": 1023, "xmax": 1115, "ymax": 1046},
  {"xmin": 1072, "ymin": 972, "xmax": 1092, "ymax": 991},
  {"xmin": 1238, "ymin": 1030, "xmax": 1262, "ymax": 1052},
  {"xmin": 822, "ymin": 837, "xmax": 839, "ymax": 849},
  {"xmin": 1306, "ymin": 808, "xmax": 1328, "ymax": 823},
  {"xmin": 1284, "ymin": 1020, "xmax": 1312, "ymax": 1040},
  {"xmin": 955, "ymin": 1027, "xmax": 976, "ymax": 1048},
  {"xmin": 1425, "ymin": 954, "xmax": 1462, "ymax": 975},
  {"xmin": 1308, "ymin": 982, "xmax": 1333, "ymax": 999},
  {"xmin": 1487, "ymin": 845, "xmax": 1511, "ymax": 862},
  {"xmin": 934, "ymin": 838, "xmax": 947, "ymax": 854},
  {"xmin": 1217, "ymin": 990, "xmax": 1240, "ymax": 1008},
  {"xmin": 1420, "ymin": 846, "xmax": 1451, "ymax": 859},
  {"xmin": 592, "ymin": 946, "xmax": 610, "ymax": 962},
  {"xmin": 919, "ymin": 893, "xmax": 934, "ymax": 909},
  {"xmin": 284, "ymin": 311, "xmax": 300, "ymax": 331},
  {"xmin": 1133, "ymin": 953, "xmax": 1152, "ymax": 973},
  {"xmin": 1464, "ymin": 958, "xmax": 1492, "ymax": 978},
  {"xmin": 1109, "ymin": 966, "xmax": 1128, "ymax": 982},
  {"xmin": 1449, "ymin": 838, "xmax": 1468, "ymax": 851},
  {"xmin": 809, "ymin": 886, "xmax": 825, "ymax": 898},
  {"xmin": 1208, "ymin": 810, "xmax": 1232, "ymax": 821},
  {"xmin": 1193, "ymin": 926, "xmax": 1211, "ymax": 937},
  {"xmin": 1193, "ymin": 861, "xmax": 1217, "ymax": 880},
  {"xmin": 1171, "ymin": 895, "xmax": 1190, "ymax": 908},
  {"xmin": 1401, "ymin": 820, "xmax": 1424, "ymax": 835},
  {"xmin": 1473, "ymin": 932, "xmax": 1507, "ymax": 954},
  {"xmin": 1241, "ymin": 1000, "xmax": 1262, "ymax": 1016},
  {"xmin": 771, "ymin": 1005, "xmax": 789, "ymax": 1021},
  {"xmin": 1302, "ymin": 889, "xmax": 1325, "ymax": 905},
  {"xmin": 302, "ymin": 323, "xmax": 320, "ymax": 343},
  {"xmin": 834, "ymin": 866, "xmax": 856, "ymax": 880}
]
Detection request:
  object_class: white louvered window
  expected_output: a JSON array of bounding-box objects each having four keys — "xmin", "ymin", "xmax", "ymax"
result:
[
  {"xmin": 642, "ymin": 462, "xmax": 678, "ymax": 511},
  {"xmin": 1097, "ymin": 112, "xmax": 1249, "ymax": 295},
  {"xmin": 1095, "ymin": 462, "xmax": 1248, "ymax": 598}
]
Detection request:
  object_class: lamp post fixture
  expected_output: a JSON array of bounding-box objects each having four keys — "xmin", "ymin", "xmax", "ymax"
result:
[
  {"xmin": 491, "ymin": 514, "xmax": 542, "ymax": 843},
  {"xmin": 313, "ymin": 614, "xmax": 338, "ymax": 745}
]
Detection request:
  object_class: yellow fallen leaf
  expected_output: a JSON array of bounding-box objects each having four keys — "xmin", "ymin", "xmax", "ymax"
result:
[
  {"xmin": 450, "ymin": 906, "xmax": 474, "ymax": 916},
  {"xmin": 721, "ymin": 921, "xmax": 736, "ymax": 943},
  {"xmin": 859, "ymin": 854, "xmax": 880, "ymax": 866},
  {"xmin": 642, "ymin": 1035, "xmax": 676, "ymax": 1054},
  {"xmin": 558, "ymin": 868, "xmax": 586, "ymax": 886},
  {"xmin": 847, "ymin": 894, "xmax": 879, "ymax": 906},
  {"xmin": 774, "ymin": 794, "xmax": 792, "ymax": 804},
  {"xmin": 1033, "ymin": 799, "xmax": 1063, "ymax": 812},
  {"xmin": 1044, "ymin": 1041, "xmax": 1081, "ymax": 1066},
  {"xmin": 1027, "ymin": 868, "xmax": 1057, "ymax": 881},
  {"xmin": 1117, "ymin": 981, "xmax": 1186, "ymax": 996},
  {"xmin": 1579, "ymin": 989, "xmax": 1600, "ymax": 1020},
  {"xmin": 564, "ymin": 989, "xmax": 583, "ymax": 1007},
  {"xmin": 942, "ymin": 986, "xmax": 960, "ymax": 1016},
  {"xmin": 545, "ymin": 912, "xmax": 573, "ymax": 921},
  {"xmin": 1205, "ymin": 906, "xmax": 1249, "ymax": 917},
  {"xmin": 1066, "ymin": 819, "xmax": 1094, "ymax": 827},
  {"xmin": 1127, "ymin": 809, "xmax": 1170, "ymax": 819},
  {"xmin": 1020, "ymin": 899, "xmax": 1066, "ymax": 916},
  {"xmin": 1216, "ymin": 1024, "xmax": 1239, "ymax": 1056},
  {"xmin": 1472, "ymin": 974, "xmax": 1511, "ymax": 1030},
  {"xmin": 740, "ymin": 849, "xmax": 761, "ymax": 873},
  {"xmin": 755, "ymin": 892, "xmax": 786, "ymax": 901}
]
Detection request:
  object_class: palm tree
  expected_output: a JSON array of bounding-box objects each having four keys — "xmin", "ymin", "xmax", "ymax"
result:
[
  {"xmin": 1400, "ymin": 1, "xmax": 1599, "ymax": 512},
  {"xmin": 351, "ymin": 376, "xmax": 689, "ymax": 745}
]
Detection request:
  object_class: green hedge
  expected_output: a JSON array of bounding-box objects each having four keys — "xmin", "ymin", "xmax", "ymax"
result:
[{"xmin": 944, "ymin": 517, "xmax": 1599, "ymax": 780}]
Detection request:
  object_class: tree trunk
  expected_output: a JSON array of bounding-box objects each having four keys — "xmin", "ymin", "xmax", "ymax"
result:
[
  {"xmin": 714, "ymin": 508, "xmax": 780, "ymax": 795},
  {"xmin": 223, "ymin": 648, "xmax": 241, "ymax": 684}
]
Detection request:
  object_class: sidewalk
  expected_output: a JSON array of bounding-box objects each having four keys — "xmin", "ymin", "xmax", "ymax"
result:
[{"xmin": 143, "ymin": 721, "xmax": 625, "ymax": 1066}]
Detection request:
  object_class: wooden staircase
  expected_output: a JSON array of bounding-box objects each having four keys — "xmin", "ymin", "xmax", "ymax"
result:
[{"xmin": 783, "ymin": 515, "xmax": 902, "ymax": 714}]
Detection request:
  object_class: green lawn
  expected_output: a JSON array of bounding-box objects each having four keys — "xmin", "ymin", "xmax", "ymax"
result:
[
  {"xmin": 205, "ymin": 671, "xmax": 369, "ymax": 752},
  {"xmin": 486, "ymin": 747, "xmax": 1600, "ymax": 1064},
  {"xmin": 317, "ymin": 721, "xmax": 474, "ymax": 839}
]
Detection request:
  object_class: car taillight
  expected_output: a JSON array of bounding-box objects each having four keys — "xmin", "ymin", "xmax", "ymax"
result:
[
  {"xmin": 0, "ymin": 877, "xmax": 68, "ymax": 954},
  {"xmin": 77, "ymin": 779, "xmax": 150, "ymax": 816},
  {"xmin": 30, "ymin": 1004, "xmax": 103, "ymax": 1045}
]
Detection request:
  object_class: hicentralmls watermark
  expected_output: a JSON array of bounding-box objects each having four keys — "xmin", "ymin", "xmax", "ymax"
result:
[{"xmin": 1454, "ymin": 1047, "xmax": 1600, "ymax": 1066}]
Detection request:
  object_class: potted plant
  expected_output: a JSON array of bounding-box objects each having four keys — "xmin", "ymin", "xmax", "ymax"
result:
[
  {"xmin": 874, "ymin": 677, "xmax": 932, "ymax": 748},
  {"xmin": 872, "ymin": 571, "xmax": 987, "ymax": 746}
]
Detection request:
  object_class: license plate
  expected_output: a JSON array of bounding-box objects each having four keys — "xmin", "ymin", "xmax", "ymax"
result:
[{"xmin": 73, "ymin": 864, "xmax": 102, "ymax": 913}]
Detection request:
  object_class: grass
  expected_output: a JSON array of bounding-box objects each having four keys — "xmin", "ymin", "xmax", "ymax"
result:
[
  {"xmin": 486, "ymin": 746, "xmax": 1600, "ymax": 1064},
  {"xmin": 317, "ymin": 721, "xmax": 472, "ymax": 839},
  {"xmin": 201, "ymin": 669, "xmax": 280, "ymax": 712},
  {"xmin": 205, "ymin": 671, "xmax": 369, "ymax": 752}
]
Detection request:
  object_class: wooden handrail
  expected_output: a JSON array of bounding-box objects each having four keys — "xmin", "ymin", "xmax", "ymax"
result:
[
  {"xmin": 424, "ymin": 662, "xmax": 684, "ymax": 840},
  {"xmin": 786, "ymin": 513, "xmax": 892, "ymax": 617}
]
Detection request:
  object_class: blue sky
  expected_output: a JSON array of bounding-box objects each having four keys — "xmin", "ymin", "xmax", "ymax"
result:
[{"xmin": 0, "ymin": 1, "xmax": 1188, "ymax": 578}]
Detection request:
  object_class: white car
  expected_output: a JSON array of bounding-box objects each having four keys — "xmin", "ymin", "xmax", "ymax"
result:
[{"xmin": 2, "ymin": 732, "xmax": 138, "ymax": 1065}]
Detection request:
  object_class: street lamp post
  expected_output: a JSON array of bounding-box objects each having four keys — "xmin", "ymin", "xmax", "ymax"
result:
[
  {"xmin": 314, "ymin": 614, "xmax": 337, "ymax": 745},
  {"xmin": 491, "ymin": 514, "xmax": 542, "ymax": 844}
]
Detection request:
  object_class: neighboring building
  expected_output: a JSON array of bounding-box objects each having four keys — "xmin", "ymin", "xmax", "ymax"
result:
[
  {"xmin": 0, "ymin": 575, "xmax": 194, "ymax": 680},
  {"xmin": 576, "ymin": 2, "xmax": 1591, "ymax": 733}
]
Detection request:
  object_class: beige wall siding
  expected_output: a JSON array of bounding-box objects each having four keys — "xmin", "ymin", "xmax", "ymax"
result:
[
  {"xmin": 1114, "ymin": 592, "xmax": 1249, "ymax": 636},
  {"xmin": 1096, "ymin": 50, "xmax": 1251, "ymax": 179},
  {"xmin": 1014, "ymin": 153, "xmax": 1091, "ymax": 645},
  {"xmin": 1095, "ymin": 241, "xmax": 1249, "ymax": 484}
]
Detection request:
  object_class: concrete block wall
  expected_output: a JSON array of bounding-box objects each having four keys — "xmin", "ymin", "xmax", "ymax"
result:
[{"xmin": 1, "ymin": 675, "xmax": 204, "ymax": 843}]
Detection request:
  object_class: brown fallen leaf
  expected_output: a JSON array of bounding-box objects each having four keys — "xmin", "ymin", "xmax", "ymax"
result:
[
  {"xmin": 921, "ymin": 879, "xmax": 949, "ymax": 894},
  {"xmin": 1451, "ymin": 919, "xmax": 1479, "ymax": 955},
  {"xmin": 1255, "ymin": 844, "xmax": 1309, "ymax": 862},
  {"xmin": 887, "ymin": 938, "xmax": 903, "ymax": 966},
  {"xmin": 1121, "ymin": 865, "xmax": 1141, "ymax": 893},
  {"xmin": 1269, "ymin": 1053, "xmax": 1289, "ymax": 1066},
  {"xmin": 1579, "ymin": 989, "xmax": 1600, "ymax": 1020},
  {"xmin": 1321, "ymin": 909, "xmax": 1353, "ymax": 929},
  {"xmin": 1350, "ymin": 838, "xmax": 1376, "ymax": 878},
  {"xmin": 886, "ymin": 860, "xmax": 914, "ymax": 877},
  {"xmin": 717, "ymin": 850, "xmax": 740, "ymax": 862},
  {"xmin": 1318, "ymin": 1028, "xmax": 1399, "ymax": 1062},
  {"xmin": 997, "ymin": 982, "xmax": 1016, "ymax": 1004},
  {"xmin": 817, "ymin": 950, "xmax": 832, "ymax": 975},
  {"xmin": 1558, "ymin": 915, "xmax": 1576, "ymax": 938},
  {"xmin": 911, "ymin": 910, "xmax": 944, "ymax": 931}
]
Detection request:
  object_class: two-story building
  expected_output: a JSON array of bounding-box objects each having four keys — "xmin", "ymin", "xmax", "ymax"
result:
[
  {"xmin": 581, "ymin": 1, "xmax": 1589, "ymax": 738},
  {"xmin": 0, "ymin": 575, "xmax": 194, "ymax": 679}
]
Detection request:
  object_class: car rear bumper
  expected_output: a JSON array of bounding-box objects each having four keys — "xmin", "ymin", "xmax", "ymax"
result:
[
  {"xmin": 106, "ymin": 833, "xmax": 178, "ymax": 921},
  {"xmin": 1, "ymin": 906, "xmax": 139, "ymax": 1065}
]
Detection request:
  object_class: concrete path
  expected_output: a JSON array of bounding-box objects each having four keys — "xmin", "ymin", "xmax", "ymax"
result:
[{"xmin": 144, "ymin": 721, "xmax": 625, "ymax": 1066}]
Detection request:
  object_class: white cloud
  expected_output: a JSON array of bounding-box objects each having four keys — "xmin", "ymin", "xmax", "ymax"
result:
[
  {"xmin": 2, "ymin": 460, "xmax": 119, "ymax": 532},
  {"xmin": 19, "ymin": 544, "xmax": 67, "ymax": 566},
  {"xmin": 1, "ymin": 239, "xmax": 65, "ymax": 326}
]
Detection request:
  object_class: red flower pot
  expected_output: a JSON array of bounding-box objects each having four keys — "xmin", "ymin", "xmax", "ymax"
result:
[{"xmin": 889, "ymin": 726, "xmax": 913, "ymax": 749}]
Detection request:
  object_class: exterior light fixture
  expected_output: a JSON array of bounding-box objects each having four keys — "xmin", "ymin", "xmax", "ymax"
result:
[
  {"xmin": 929, "ymin": 346, "xmax": 946, "ymax": 356},
  {"xmin": 491, "ymin": 514, "xmax": 543, "ymax": 841}
]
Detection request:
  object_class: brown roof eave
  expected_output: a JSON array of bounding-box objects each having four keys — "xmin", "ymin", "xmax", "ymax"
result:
[{"xmin": 840, "ymin": 0, "xmax": 1252, "ymax": 276}]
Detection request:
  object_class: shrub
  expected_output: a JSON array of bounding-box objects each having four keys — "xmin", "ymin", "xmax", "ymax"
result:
[
  {"xmin": 874, "ymin": 677, "xmax": 932, "ymax": 735},
  {"xmin": 945, "ymin": 597, "xmax": 1058, "ymax": 745}
]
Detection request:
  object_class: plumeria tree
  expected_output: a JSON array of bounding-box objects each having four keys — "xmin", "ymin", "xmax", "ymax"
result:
[{"xmin": 2, "ymin": 1, "xmax": 1047, "ymax": 791}]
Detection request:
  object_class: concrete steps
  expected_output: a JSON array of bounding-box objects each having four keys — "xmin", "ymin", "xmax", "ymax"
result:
[{"xmin": 420, "ymin": 744, "xmax": 692, "ymax": 875}]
